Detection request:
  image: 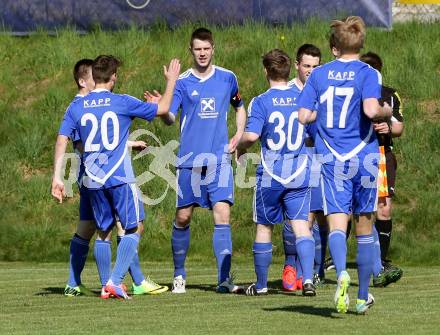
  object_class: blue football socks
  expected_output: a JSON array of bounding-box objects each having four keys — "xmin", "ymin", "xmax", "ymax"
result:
[
  {"xmin": 213, "ymin": 224, "xmax": 232, "ymax": 284},
  {"xmin": 67, "ymin": 234, "xmax": 90, "ymax": 287},
  {"xmin": 296, "ymin": 236, "xmax": 315, "ymax": 283},
  {"xmin": 171, "ymin": 223, "xmax": 190, "ymax": 279},
  {"xmin": 328, "ymin": 229, "xmax": 347, "ymax": 277},
  {"xmin": 110, "ymin": 233, "xmax": 140, "ymax": 285},
  {"xmin": 94, "ymin": 239, "xmax": 111, "ymax": 287},
  {"xmin": 253, "ymin": 242, "xmax": 272, "ymax": 290},
  {"xmin": 357, "ymin": 234, "xmax": 375, "ymax": 301},
  {"xmin": 117, "ymin": 235, "xmax": 144, "ymax": 286},
  {"xmin": 282, "ymin": 221, "xmax": 296, "ymax": 268}
]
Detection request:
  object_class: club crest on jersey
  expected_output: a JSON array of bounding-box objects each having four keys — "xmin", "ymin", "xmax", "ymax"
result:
[
  {"xmin": 328, "ymin": 71, "xmax": 355, "ymax": 81},
  {"xmin": 272, "ymin": 97, "xmax": 295, "ymax": 106},
  {"xmin": 199, "ymin": 97, "xmax": 218, "ymax": 119}
]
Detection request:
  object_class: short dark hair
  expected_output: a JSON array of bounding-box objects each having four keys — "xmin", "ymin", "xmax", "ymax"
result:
[
  {"xmin": 73, "ymin": 59, "xmax": 93, "ymax": 89},
  {"xmin": 190, "ymin": 27, "xmax": 214, "ymax": 47},
  {"xmin": 92, "ymin": 55, "xmax": 121, "ymax": 84},
  {"xmin": 262, "ymin": 49, "xmax": 291, "ymax": 81},
  {"xmin": 296, "ymin": 44, "xmax": 321, "ymax": 63},
  {"xmin": 360, "ymin": 51, "xmax": 383, "ymax": 72}
]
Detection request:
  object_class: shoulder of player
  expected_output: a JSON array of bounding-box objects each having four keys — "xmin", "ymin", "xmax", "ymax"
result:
[
  {"xmin": 178, "ymin": 68, "xmax": 192, "ymax": 81},
  {"xmin": 213, "ymin": 65, "xmax": 239, "ymax": 81}
]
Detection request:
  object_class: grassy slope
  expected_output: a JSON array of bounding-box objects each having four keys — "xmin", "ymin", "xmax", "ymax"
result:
[
  {"xmin": 1, "ymin": 262, "xmax": 440, "ymax": 334},
  {"xmin": 0, "ymin": 21, "xmax": 439, "ymax": 263}
]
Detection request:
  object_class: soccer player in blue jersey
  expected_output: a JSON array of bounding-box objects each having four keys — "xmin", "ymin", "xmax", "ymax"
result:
[
  {"xmin": 53, "ymin": 59, "xmax": 169, "ymax": 298},
  {"xmin": 236, "ymin": 48, "xmax": 315, "ymax": 296},
  {"xmin": 282, "ymin": 44, "xmax": 322, "ymax": 292},
  {"xmin": 297, "ymin": 16, "xmax": 392, "ymax": 313},
  {"xmin": 152, "ymin": 28, "xmax": 246, "ymax": 294},
  {"xmin": 52, "ymin": 55, "xmax": 180, "ymax": 299}
]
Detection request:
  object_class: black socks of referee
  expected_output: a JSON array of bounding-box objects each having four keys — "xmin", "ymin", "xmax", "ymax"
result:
[{"xmin": 375, "ymin": 219, "xmax": 392, "ymax": 262}]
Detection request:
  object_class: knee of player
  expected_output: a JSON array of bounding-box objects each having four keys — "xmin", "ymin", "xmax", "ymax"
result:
[
  {"xmin": 175, "ymin": 215, "xmax": 191, "ymax": 227},
  {"xmin": 76, "ymin": 220, "xmax": 96, "ymax": 240}
]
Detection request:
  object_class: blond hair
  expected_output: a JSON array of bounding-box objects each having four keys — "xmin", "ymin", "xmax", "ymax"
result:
[{"xmin": 329, "ymin": 16, "xmax": 366, "ymax": 54}]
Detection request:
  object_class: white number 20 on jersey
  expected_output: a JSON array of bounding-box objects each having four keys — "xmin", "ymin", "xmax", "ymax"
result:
[
  {"xmin": 81, "ymin": 111, "xmax": 120, "ymax": 152},
  {"xmin": 267, "ymin": 111, "xmax": 304, "ymax": 151}
]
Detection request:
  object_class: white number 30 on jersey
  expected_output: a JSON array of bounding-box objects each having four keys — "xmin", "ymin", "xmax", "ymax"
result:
[{"xmin": 81, "ymin": 111, "xmax": 120, "ymax": 152}]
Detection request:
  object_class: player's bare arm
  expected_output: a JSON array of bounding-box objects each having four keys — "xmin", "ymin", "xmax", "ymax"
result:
[
  {"xmin": 156, "ymin": 58, "xmax": 181, "ymax": 116},
  {"xmin": 298, "ymin": 107, "xmax": 317, "ymax": 124},
  {"xmin": 364, "ymin": 98, "xmax": 392, "ymax": 119},
  {"xmin": 144, "ymin": 89, "xmax": 176, "ymax": 125},
  {"xmin": 236, "ymin": 131, "xmax": 259, "ymax": 163},
  {"xmin": 51, "ymin": 134, "xmax": 69, "ymax": 203},
  {"xmin": 228, "ymin": 105, "xmax": 247, "ymax": 153}
]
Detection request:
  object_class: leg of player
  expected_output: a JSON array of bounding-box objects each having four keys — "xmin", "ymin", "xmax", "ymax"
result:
[
  {"xmin": 94, "ymin": 230, "xmax": 112, "ymax": 298},
  {"xmin": 291, "ymin": 219, "xmax": 316, "ymax": 296},
  {"xmin": 171, "ymin": 206, "xmax": 193, "ymax": 294},
  {"xmin": 212, "ymin": 202, "xmax": 242, "ymax": 293},
  {"xmin": 105, "ymin": 223, "xmax": 143, "ymax": 300},
  {"xmin": 246, "ymin": 224, "xmax": 272, "ymax": 296},
  {"xmin": 116, "ymin": 222, "xmax": 168, "ymax": 295},
  {"xmin": 376, "ymin": 197, "xmax": 403, "ymax": 285},
  {"xmin": 64, "ymin": 220, "xmax": 95, "ymax": 297},
  {"xmin": 327, "ymin": 213, "xmax": 350, "ymax": 313},
  {"xmin": 315, "ymin": 212, "xmax": 328, "ymax": 283},
  {"xmin": 354, "ymin": 214, "xmax": 376, "ymax": 314},
  {"xmin": 282, "ymin": 220, "xmax": 298, "ymax": 291}
]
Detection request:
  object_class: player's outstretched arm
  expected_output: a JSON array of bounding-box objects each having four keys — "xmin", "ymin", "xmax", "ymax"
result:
[
  {"xmin": 145, "ymin": 90, "xmax": 175, "ymax": 125},
  {"xmin": 236, "ymin": 131, "xmax": 259, "ymax": 164},
  {"xmin": 51, "ymin": 135, "xmax": 69, "ymax": 203},
  {"xmin": 228, "ymin": 105, "xmax": 247, "ymax": 153},
  {"xmin": 298, "ymin": 107, "xmax": 317, "ymax": 124},
  {"xmin": 156, "ymin": 58, "xmax": 181, "ymax": 116}
]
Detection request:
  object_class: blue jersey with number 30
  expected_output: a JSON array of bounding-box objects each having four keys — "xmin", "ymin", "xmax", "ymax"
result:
[
  {"xmin": 297, "ymin": 59, "xmax": 382, "ymax": 161},
  {"xmin": 246, "ymin": 85, "xmax": 309, "ymax": 186},
  {"xmin": 59, "ymin": 89, "xmax": 157, "ymax": 189}
]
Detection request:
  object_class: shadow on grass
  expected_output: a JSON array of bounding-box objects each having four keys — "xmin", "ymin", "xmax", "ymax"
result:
[
  {"xmin": 263, "ymin": 304, "xmax": 356, "ymax": 318},
  {"xmin": 35, "ymin": 287, "xmax": 100, "ymax": 296}
]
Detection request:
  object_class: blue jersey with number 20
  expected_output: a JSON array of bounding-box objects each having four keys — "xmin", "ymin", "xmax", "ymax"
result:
[{"xmin": 59, "ymin": 89, "xmax": 157, "ymax": 189}]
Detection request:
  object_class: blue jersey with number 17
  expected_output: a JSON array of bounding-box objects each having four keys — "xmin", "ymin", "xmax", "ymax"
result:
[
  {"xmin": 297, "ymin": 59, "xmax": 382, "ymax": 161},
  {"xmin": 246, "ymin": 85, "xmax": 309, "ymax": 187},
  {"xmin": 59, "ymin": 89, "xmax": 157, "ymax": 189}
]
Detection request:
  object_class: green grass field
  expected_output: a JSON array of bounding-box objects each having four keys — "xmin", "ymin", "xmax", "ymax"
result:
[{"xmin": 1, "ymin": 261, "xmax": 439, "ymax": 334}]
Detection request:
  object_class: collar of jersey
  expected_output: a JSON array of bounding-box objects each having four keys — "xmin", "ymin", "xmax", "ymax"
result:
[
  {"xmin": 91, "ymin": 88, "xmax": 110, "ymax": 93},
  {"xmin": 287, "ymin": 78, "xmax": 303, "ymax": 91},
  {"xmin": 336, "ymin": 58, "xmax": 359, "ymax": 63},
  {"xmin": 270, "ymin": 84, "xmax": 290, "ymax": 91},
  {"xmin": 190, "ymin": 66, "xmax": 215, "ymax": 82},
  {"xmin": 75, "ymin": 94, "xmax": 85, "ymax": 98}
]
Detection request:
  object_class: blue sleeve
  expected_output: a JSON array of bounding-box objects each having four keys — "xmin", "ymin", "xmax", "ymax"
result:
[
  {"xmin": 230, "ymin": 73, "xmax": 243, "ymax": 108},
  {"xmin": 58, "ymin": 106, "xmax": 77, "ymax": 139},
  {"xmin": 297, "ymin": 71, "xmax": 319, "ymax": 111},
  {"xmin": 245, "ymin": 98, "xmax": 265, "ymax": 135},
  {"xmin": 170, "ymin": 81, "xmax": 183, "ymax": 115},
  {"xmin": 123, "ymin": 95, "xmax": 158, "ymax": 121},
  {"xmin": 362, "ymin": 68, "xmax": 382, "ymax": 100}
]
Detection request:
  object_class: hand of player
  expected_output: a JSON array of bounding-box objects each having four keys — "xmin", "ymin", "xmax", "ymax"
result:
[
  {"xmin": 235, "ymin": 148, "xmax": 247, "ymax": 166},
  {"xmin": 128, "ymin": 140, "xmax": 147, "ymax": 151},
  {"xmin": 228, "ymin": 132, "xmax": 242, "ymax": 153},
  {"xmin": 51, "ymin": 177, "xmax": 65, "ymax": 204},
  {"xmin": 373, "ymin": 122, "xmax": 390, "ymax": 134},
  {"xmin": 163, "ymin": 58, "xmax": 181, "ymax": 82},
  {"xmin": 144, "ymin": 90, "xmax": 162, "ymax": 104}
]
